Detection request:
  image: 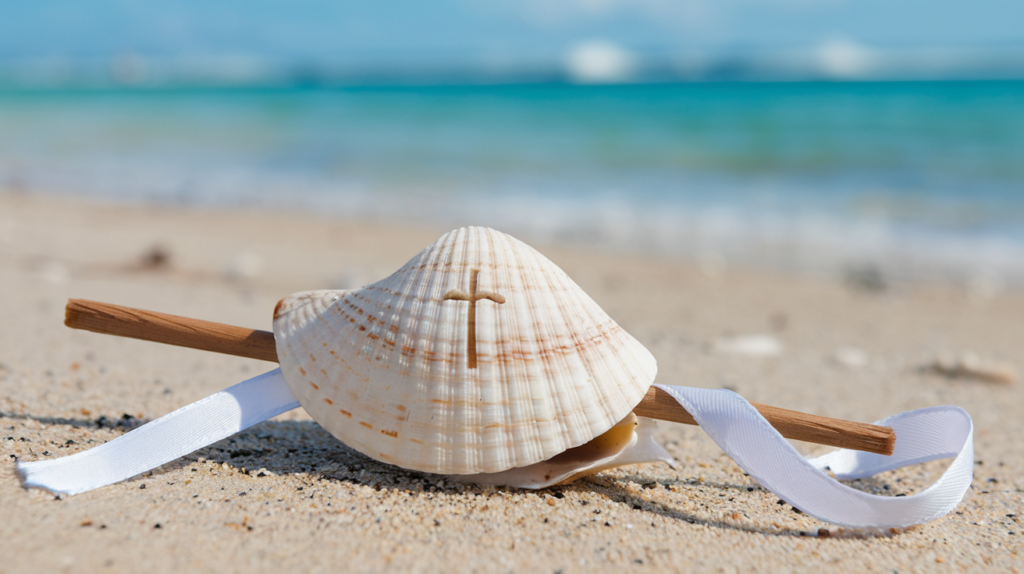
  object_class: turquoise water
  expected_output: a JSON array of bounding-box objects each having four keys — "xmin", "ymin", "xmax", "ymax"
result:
[{"xmin": 1, "ymin": 81, "xmax": 1023, "ymax": 285}]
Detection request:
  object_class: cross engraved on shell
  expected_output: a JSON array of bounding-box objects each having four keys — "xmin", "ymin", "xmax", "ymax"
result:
[{"xmin": 443, "ymin": 268, "xmax": 505, "ymax": 369}]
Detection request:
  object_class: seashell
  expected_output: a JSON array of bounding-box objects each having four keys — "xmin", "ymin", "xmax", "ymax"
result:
[{"xmin": 272, "ymin": 226, "xmax": 665, "ymax": 483}]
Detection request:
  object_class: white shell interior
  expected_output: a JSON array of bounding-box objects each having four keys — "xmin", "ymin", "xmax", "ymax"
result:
[{"xmin": 273, "ymin": 226, "xmax": 658, "ymax": 475}]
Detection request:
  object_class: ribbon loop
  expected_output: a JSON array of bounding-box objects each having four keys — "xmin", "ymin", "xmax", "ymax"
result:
[{"xmin": 655, "ymin": 384, "xmax": 973, "ymax": 528}]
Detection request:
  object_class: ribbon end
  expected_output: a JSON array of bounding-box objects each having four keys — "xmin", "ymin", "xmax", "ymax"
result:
[{"xmin": 16, "ymin": 459, "xmax": 81, "ymax": 495}]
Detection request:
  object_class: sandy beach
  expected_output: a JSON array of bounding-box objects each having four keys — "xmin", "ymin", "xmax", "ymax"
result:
[{"xmin": 0, "ymin": 191, "xmax": 1021, "ymax": 572}]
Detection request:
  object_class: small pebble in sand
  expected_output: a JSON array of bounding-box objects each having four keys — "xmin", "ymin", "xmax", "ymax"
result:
[
  {"xmin": 845, "ymin": 264, "xmax": 887, "ymax": 293},
  {"xmin": 139, "ymin": 244, "xmax": 172, "ymax": 269},
  {"xmin": 928, "ymin": 352, "xmax": 1017, "ymax": 384},
  {"xmin": 832, "ymin": 346, "xmax": 868, "ymax": 368},
  {"xmin": 714, "ymin": 335, "xmax": 782, "ymax": 357}
]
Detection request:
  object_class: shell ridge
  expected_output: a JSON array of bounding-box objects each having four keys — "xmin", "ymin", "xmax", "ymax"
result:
[
  {"xmin": 461, "ymin": 226, "xmax": 484, "ymax": 471},
  {"xmin": 516, "ymin": 234, "xmax": 559, "ymax": 466},
  {"xmin": 539, "ymin": 246, "xmax": 652, "ymax": 426},
  {"xmin": 421, "ymin": 228, "xmax": 460, "ymax": 459},
  {"xmin": 557, "ymin": 268, "xmax": 631, "ymax": 428},
  {"xmin": 493, "ymin": 230, "xmax": 520, "ymax": 471},
  {"xmin": 395, "ymin": 231, "xmax": 449, "ymax": 466},
  {"xmin": 497, "ymin": 229, "xmax": 537, "ymax": 469},
  {"xmin": 567, "ymin": 279, "xmax": 650, "ymax": 424},
  {"xmin": 435, "ymin": 227, "xmax": 465, "ymax": 471},
  {"xmin": 477, "ymin": 228, "xmax": 503, "ymax": 470},
  {"xmin": 542, "ymin": 260, "xmax": 602, "ymax": 446},
  {"xmin": 530, "ymin": 244, "xmax": 595, "ymax": 457},
  {"xmin": 518, "ymin": 238, "xmax": 577, "ymax": 463},
  {"xmin": 451, "ymin": 227, "xmax": 475, "ymax": 471},
  {"xmin": 380, "ymin": 228, "xmax": 453, "ymax": 468},
  {"xmin": 485, "ymin": 232, "xmax": 516, "ymax": 468}
]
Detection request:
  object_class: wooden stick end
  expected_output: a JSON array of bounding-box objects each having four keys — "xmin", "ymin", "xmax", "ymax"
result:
[
  {"xmin": 880, "ymin": 428, "xmax": 897, "ymax": 456},
  {"xmin": 65, "ymin": 298, "xmax": 83, "ymax": 329}
]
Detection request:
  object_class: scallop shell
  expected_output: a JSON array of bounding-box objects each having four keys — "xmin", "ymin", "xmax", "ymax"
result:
[{"xmin": 272, "ymin": 226, "xmax": 658, "ymax": 476}]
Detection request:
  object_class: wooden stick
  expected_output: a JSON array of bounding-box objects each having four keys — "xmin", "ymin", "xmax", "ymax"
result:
[
  {"xmin": 65, "ymin": 299, "xmax": 278, "ymax": 363},
  {"xmin": 65, "ymin": 298, "xmax": 896, "ymax": 456},
  {"xmin": 633, "ymin": 387, "xmax": 895, "ymax": 457}
]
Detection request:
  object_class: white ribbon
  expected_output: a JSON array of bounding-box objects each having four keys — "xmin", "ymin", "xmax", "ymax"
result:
[
  {"xmin": 654, "ymin": 385, "xmax": 973, "ymax": 528},
  {"xmin": 17, "ymin": 369, "xmax": 298, "ymax": 495},
  {"xmin": 18, "ymin": 372, "xmax": 973, "ymax": 528}
]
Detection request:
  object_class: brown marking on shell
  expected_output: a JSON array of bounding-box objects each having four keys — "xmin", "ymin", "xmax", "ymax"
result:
[
  {"xmin": 339, "ymin": 410, "xmax": 352, "ymax": 418},
  {"xmin": 309, "ymin": 382, "xmax": 319, "ymax": 390},
  {"xmin": 359, "ymin": 421, "xmax": 373, "ymax": 429},
  {"xmin": 409, "ymin": 438, "xmax": 424, "ymax": 445},
  {"xmin": 395, "ymin": 405, "xmax": 407, "ymax": 412},
  {"xmin": 273, "ymin": 298, "xmax": 286, "ymax": 320},
  {"xmin": 299, "ymin": 367, "xmax": 307, "ymax": 376},
  {"xmin": 381, "ymin": 429, "xmax": 398, "ymax": 438},
  {"xmin": 323, "ymin": 398, "xmax": 333, "ymax": 405}
]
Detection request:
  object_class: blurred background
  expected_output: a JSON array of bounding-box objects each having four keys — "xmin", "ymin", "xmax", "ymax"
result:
[{"xmin": 1, "ymin": 0, "xmax": 1023, "ymax": 290}]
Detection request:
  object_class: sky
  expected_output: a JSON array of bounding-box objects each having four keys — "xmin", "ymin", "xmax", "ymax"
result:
[{"xmin": 2, "ymin": 0, "xmax": 1023, "ymax": 81}]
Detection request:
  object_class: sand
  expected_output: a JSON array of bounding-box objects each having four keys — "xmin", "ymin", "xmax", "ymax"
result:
[{"xmin": 0, "ymin": 192, "xmax": 1021, "ymax": 573}]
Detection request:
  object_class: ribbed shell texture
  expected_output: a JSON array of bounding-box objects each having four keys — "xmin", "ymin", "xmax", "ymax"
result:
[{"xmin": 272, "ymin": 227, "xmax": 657, "ymax": 475}]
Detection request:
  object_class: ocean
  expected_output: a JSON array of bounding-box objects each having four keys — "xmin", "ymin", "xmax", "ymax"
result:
[{"xmin": 1, "ymin": 81, "xmax": 1023, "ymax": 288}]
